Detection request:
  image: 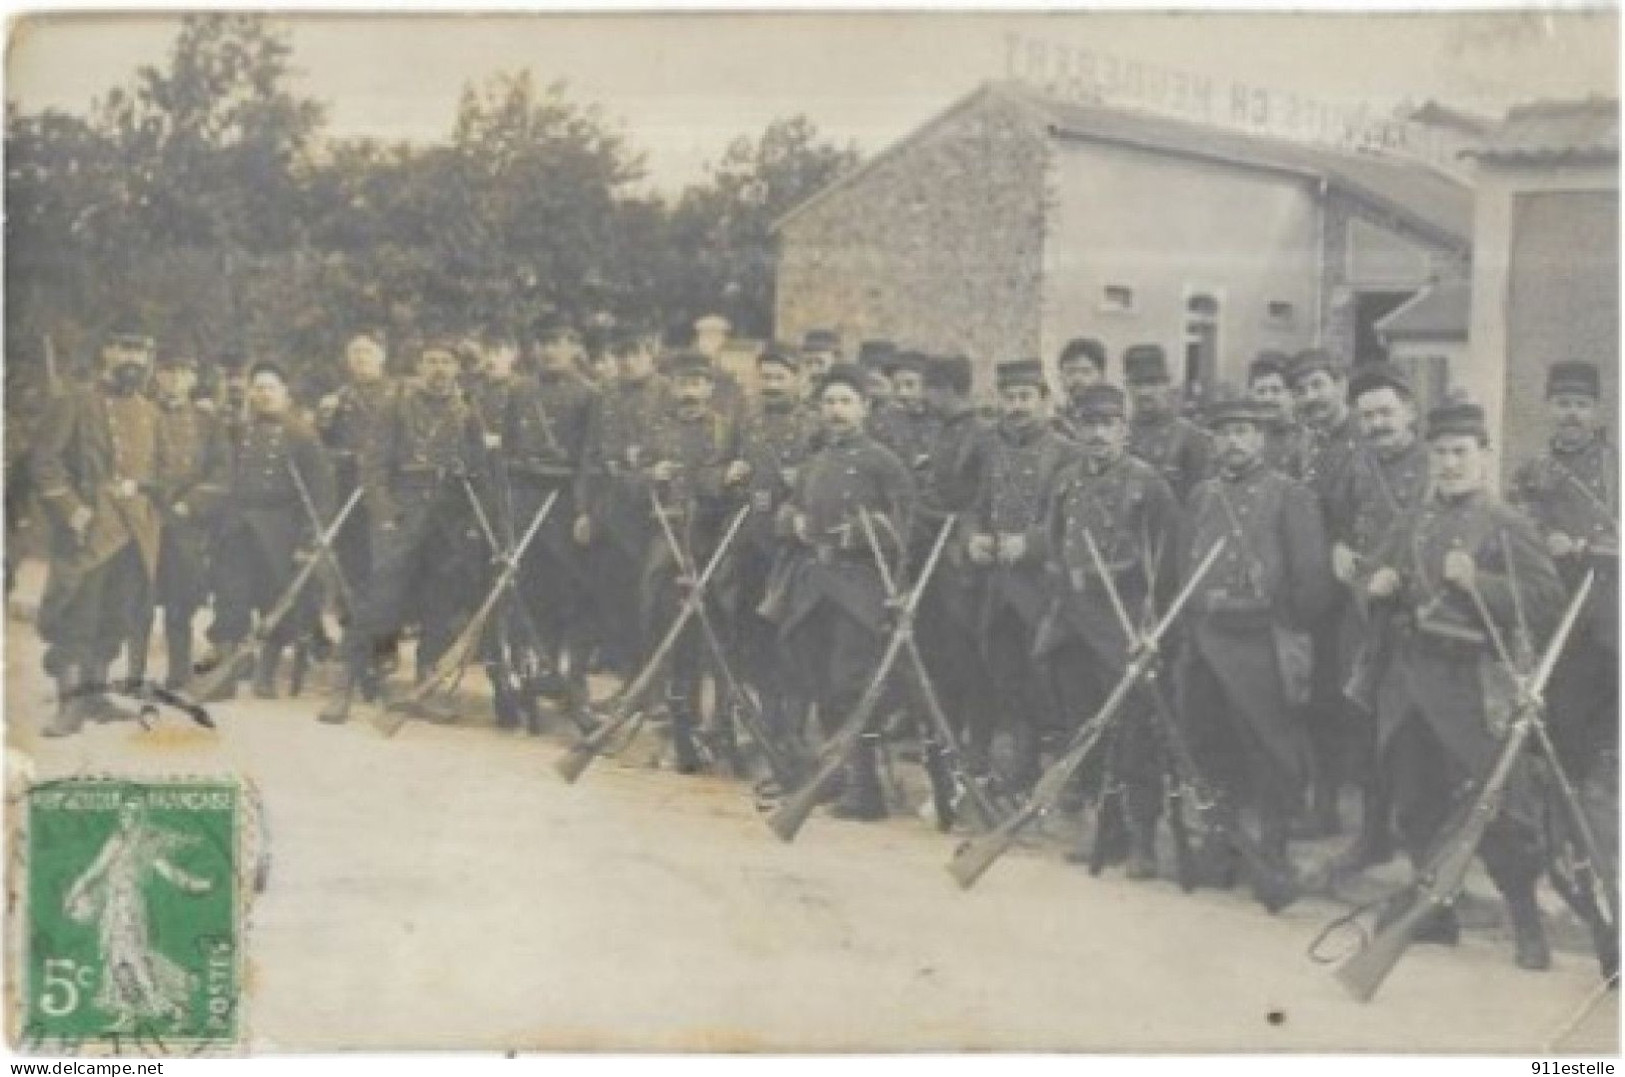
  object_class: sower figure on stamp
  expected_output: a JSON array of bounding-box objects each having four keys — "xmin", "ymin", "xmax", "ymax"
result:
[
  {"xmin": 1356, "ymin": 398, "xmax": 1565, "ymax": 969},
  {"xmin": 736, "ymin": 346, "xmax": 821, "ymax": 757},
  {"xmin": 636, "ymin": 350, "xmax": 747, "ymax": 772},
  {"xmin": 203, "ymin": 362, "xmax": 335, "ymax": 701},
  {"xmin": 1124, "ymin": 344, "xmax": 1213, "ymax": 504},
  {"xmin": 579, "ymin": 330, "xmax": 670, "ymax": 677},
  {"xmin": 146, "ymin": 350, "xmax": 229, "ymax": 692},
  {"xmin": 967, "ymin": 359, "xmax": 1080, "ymax": 793},
  {"xmin": 505, "ymin": 314, "xmax": 599, "ymax": 722},
  {"xmin": 1284, "ymin": 347, "xmax": 1364, "ymax": 839},
  {"xmin": 34, "ymin": 330, "xmax": 168, "ymax": 736},
  {"xmin": 914, "ymin": 355, "xmax": 994, "ymax": 779},
  {"xmin": 1175, "ymin": 386, "xmax": 1334, "ymax": 903},
  {"xmin": 1051, "ymin": 337, "xmax": 1108, "ymax": 439},
  {"xmin": 768, "ymin": 363, "xmax": 916, "ymax": 821},
  {"xmin": 320, "ymin": 341, "xmax": 487, "ymax": 724},
  {"xmin": 1040, "ymin": 383, "xmax": 1179, "ymax": 878},
  {"xmin": 1326, "ymin": 363, "xmax": 1431, "ymax": 873},
  {"xmin": 1247, "ymin": 351, "xmax": 1305, "ymax": 476},
  {"xmin": 1509, "ymin": 360, "xmax": 1619, "ymax": 787}
]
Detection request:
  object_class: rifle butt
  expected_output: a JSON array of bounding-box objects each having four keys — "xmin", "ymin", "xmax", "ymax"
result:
[
  {"xmin": 554, "ymin": 742, "xmax": 596, "ymax": 784},
  {"xmin": 370, "ymin": 705, "xmax": 411, "ymax": 739},
  {"xmin": 767, "ymin": 767, "xmax": 831, "ymax": 843},
  {"xmin": 1335, "ymin": 898, "xmax": 1433, "ymax": 1001},
  {"xmin": 947, "ymin": 831, "xmax": 1008, "ymax": 890},
  {"xmin": 189, "ymin": 645, "xmax": 250, "ymax": 702}
]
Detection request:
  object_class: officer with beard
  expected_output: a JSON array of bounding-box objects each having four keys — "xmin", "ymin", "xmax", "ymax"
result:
[
  {"xmin": 1357, "ymin": 398, "xmax": 1564, "ymax": 968},
  {"xmin": 1177, "ymin": 386, "xmax": 1334, "ymax": 905},
  {"xmin": 1510, "ymin": 360, "xmax": 1619, "ymax": 785},
  {"xmin": 968, "ymin": 359, "xmax": 1080, "ymax": 791},
  {"xmin": 1124, "ymin": 344, "xmax": 1213, "ymax": 503},
  {"xmin": 35, "ymin": 331, "xmax": 167, "ymax": 735}
]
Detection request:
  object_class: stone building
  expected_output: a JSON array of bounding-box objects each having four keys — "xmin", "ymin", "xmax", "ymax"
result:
[{"xmin": 773, "ymin": 81, "xmax": 1471, "ymax": 397}]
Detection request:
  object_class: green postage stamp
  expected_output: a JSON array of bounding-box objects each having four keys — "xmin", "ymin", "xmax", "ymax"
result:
[{"xmin": 16, "ymin": 778, "xmax": 245, "ymax": 1053}]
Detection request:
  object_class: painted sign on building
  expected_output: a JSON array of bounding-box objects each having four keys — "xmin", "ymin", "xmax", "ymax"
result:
[{"xmin": 1001, "ymin": 31, "xmax": 1470, "ymax": 174}]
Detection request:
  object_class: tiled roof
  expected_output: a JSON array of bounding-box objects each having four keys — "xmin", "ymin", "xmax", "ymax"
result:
[
  {"xmin": 1469, "ymin": 97, "xmax": 1619, "ymax": 164},
  {"xmin": 1375, "ymin": 278, "xmax": 1471, "ymax": 341},
  {"xmin": 1009, "ymin": 83, "xmax": 1472, "ymax": 244}
]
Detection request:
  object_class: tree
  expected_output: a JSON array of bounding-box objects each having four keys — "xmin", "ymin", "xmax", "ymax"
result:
[{"xmin": 667, "ymin": 115, "xmax": 859, "ymax": 338}]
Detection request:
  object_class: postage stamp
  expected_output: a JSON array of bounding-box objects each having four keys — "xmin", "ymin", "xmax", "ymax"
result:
[{"xmin": 16, "ymin": 778, "xmax": 244, "ymax": 1053}]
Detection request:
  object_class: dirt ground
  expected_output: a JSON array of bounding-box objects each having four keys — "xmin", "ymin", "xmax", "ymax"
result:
[{"xmin": 4, "ymin": 564, "xmax": 1617, "ymax": 1054}]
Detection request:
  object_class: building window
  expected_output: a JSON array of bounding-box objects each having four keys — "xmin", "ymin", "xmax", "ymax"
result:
[
  {"xmin": 1266, "ymin": 300, "xmax": 1296, "ymax": 328},
  {"xmin": 1184, "ymin": 292, "xmax": 1221, "ymax": 389},
  {"xmin": 1101, "ymin": 284, "xmax": 1135, "ymax": 314}
]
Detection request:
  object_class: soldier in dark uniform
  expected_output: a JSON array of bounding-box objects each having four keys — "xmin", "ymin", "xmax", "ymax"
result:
[
  {"xmin": 857, "ymin": 340, "xmax": 899, "ymax": 411},
  {"xmin": 320, "ymin": 341, "xmax": 487, "ymax": 723},
  {"xmin": 315, "ymin": 333, "xmax": 395, "ymax": 620},
  {"xmin": 1053, "ymin": 337, "xmax": 1108, "ymax": 437},
  {"xmin": 736, "ymin": 346, "xmax": 821, "ymax": 749},
  {"xmin": 798, "ymin": 329, "xmax": 841, "ymax": 403},
  {"xmin": 1247, "ymin": 351, "xmax": 1304, "ymax": 474},
  {"xmin": 1283, "ymin": 346, "xmax": 1364, "ymax": 838},
  {"xmin": 579, "ymin": 330, "xmax": 670, "ymax": 675},
  {"xmin": 968, "ymin": 359, "xmax": 1080, "ymax": 789},
  {"xmin": 914, "ymin": 355, "xmax": 994, "ymax": 773},
  {"xmin": 504, "ymin": 314, "xmax": 599, "ymax": 719},
  {"xmin": 206, "ymin": 362, "xmax": 336, "ymax": 700},
  {"xmin": 1042, "ymin": 383, "xmax": 1179, "ymax": 878},
  {"xmin": 771, "ymin": 363, "xmax": 916, "ymax": 820},
  {"xmin": 867, "ymin": 351, "xmax": 940, "ymax": 482},
  {"xmin": 638, "ymin": 350, "xmax": 748, "ymax": 771},
  {"xmin": 1124, "ymin": 344, "xmax": 1213, "ymax": 503},
  {"xmin": 1325, "ymin": 363, "xmax": 1430, "ymax": 871},
  {"xmin": 1177, "ymin": 387, "xmax": 1335, "ymax": 900},
  {"xmin": 1510, "ymin": 360, "xmax": 1619, "ymax": 784},
  {"xmin": 35, "ymin": 331, "xmax": 168, "ymax": 735},
  {"xmin": 1358, "ymin": 398, "xmax": 1565, "ymax": 968},
  {"xmin": 147, "ymin": 352, "xmax": 229, "ymax": 690}
]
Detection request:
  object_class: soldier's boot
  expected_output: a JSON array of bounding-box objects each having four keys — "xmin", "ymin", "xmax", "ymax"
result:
[
  {"xmin": 318, "ymin": 663, "xmax": 357, "ymax": 725},
  {"xmin": 487, "ymin": 664, "xmax": 519, "ymax": 731},
  {"xmin": 1507, "ymin": 888, "xmax": 1552, "ymax": 971},
  {"xmin": 1251, "ymin": 816, "xmax": 1304, "ymax": 913},
  {"xmin": 669, "ymin": 708, "xmax": 705, "ymax": 776},
  {"xmin": 82, "ymin": 663, "xmax": 137, "ymax": 723},
  {"xmin": 288, "ymin": 643, "xmax": 310, "ymax": 698},
  {"xmin": 705, "ymin": 706, "xmax": 746, "ymax": 779},
  {"xmin": 253, "ymin": 646, "xmax": 281, "ymax": 700},
  {"xmin": 1126, "ymin": 820, "xmax": 1159, "ymax": 881},
  {"xmin": 1330, "ymin": 792, "xmax": 1396, "ymax": 874},
  {"xmin": 830, "ymin": 734, "xmax": 888, "ymax": 822},
  {"xmin": 1194, "ymin": 830, "xmax": 1240, "ymax": 890},
  {"xmin": 42, "ymin": 667, "xmax": 86, "ymax": 738},
  {"xmin": 164, "ymin": 624, "xmax": 193, "ymax": 693}
]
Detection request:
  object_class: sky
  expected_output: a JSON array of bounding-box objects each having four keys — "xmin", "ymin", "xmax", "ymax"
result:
[{"xmin": 6, "ymin": 10, "xmax": 1619, "ymax": 194}]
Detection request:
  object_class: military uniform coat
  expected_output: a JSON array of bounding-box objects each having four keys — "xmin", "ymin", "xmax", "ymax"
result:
[
  {"xmin": 1178, "ymin": 461, "xmax": 1335, "ymax": 778},
  {"xmin": 1511, "ymin": 432, "xmax": 1618, "ymax": 650},
  {"xmin": 154, "ymin": 397, "xmax": 230, "ymax": 608},
  {"xmin": 972, "ymin": 422, "xmax": 1079, "ymax": 634},
  {"xmin": 1128, "ymin": 412, "xmax": 1213, "ymax": 503},
  {"xmin": 580, "ymin": 375, "xmax": 671, "ymax": 560}
]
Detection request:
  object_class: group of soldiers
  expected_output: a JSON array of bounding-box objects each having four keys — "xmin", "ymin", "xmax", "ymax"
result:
[{"xmin": 22, "ymin": 314, "xmax": 1618, "ymax": 975}]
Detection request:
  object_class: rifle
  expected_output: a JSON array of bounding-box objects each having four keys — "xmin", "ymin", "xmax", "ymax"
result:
[
  {"xmin": 287, "ymin": 459, "xmax": 356, "ymax": 617},
  {"xmin": 860, "ymin": 509, "xmax": 999, "ymax": 833},
  {"xmin": 189, "ymin": 487, "xmax": 364, "ymax": 702},
  {"xmin": 1335, "ymin": 571, "xmax": 1597, "ymax": 1001},
  {"xmin": 1081, "ymin": 527, "xmax": 1297, "ymax": 907},
  {"xmin": 372, "ymin": 488, "xmax": 559, "ymax": 737},
  {"xmin": 649, "ymin": 488, "xmax": 809, "ymax": 791},
  {"xmin": 554, "ymin": 503, "xmax": 751, "ymax": 783},
  {"xmin": 766, "ymin": 512, "xmax": 956, "ymax": 843},
  {"xmin": 947, "ymin": 538, "xmax": 1226, "ymax": 890}
]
